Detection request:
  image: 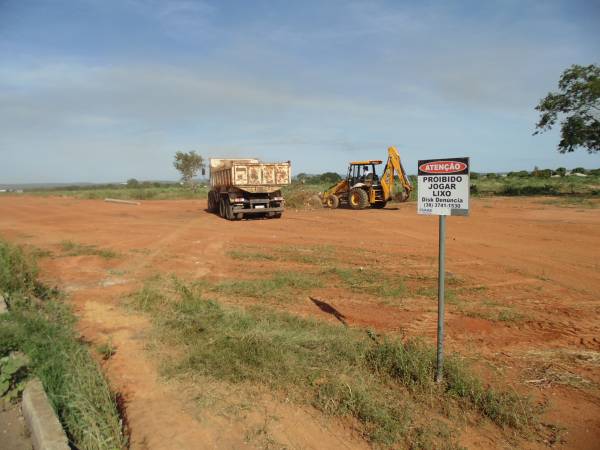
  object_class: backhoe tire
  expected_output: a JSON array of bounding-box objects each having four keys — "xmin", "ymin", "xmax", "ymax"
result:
[
  {"xmin": 326, "ymin": 195, "xmax": 340, "ymax": 209},
  {"xmin": 372, "ymin": 201, "xmax": 387, "ymax": 209},
  {"xmin": 349, "ymin": 188, "xmax": 369, "ymax": 210}
]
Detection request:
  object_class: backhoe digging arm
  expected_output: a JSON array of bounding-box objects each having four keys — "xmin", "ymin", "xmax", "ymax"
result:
[{"xmin": 380, "ymin": 146, "xmax": 413, "ymax": 202}]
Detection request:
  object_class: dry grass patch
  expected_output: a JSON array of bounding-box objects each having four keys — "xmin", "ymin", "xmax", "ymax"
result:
[{"xmin": 60, "ymin": 240, "xmax": 119, "ymax": 259}]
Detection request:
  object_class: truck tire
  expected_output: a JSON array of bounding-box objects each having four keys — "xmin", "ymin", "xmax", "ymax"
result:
[
  {"xmin": 221, "ymin": 198, "xmax": 234, "ymax": 220},
  {"xmin": 208, "ymin": 191, "xmax": 217, "ymax": 212},
  {"xmin": 326, "ymin": 195, "xmax": 339, "ymax": 209},
  {"xmin": 219, "ymin": 197, "xmax": 227, "ymax": 218},
  {"xmin": 349, "ymin": 188, "xmax": 369, "ymax": 210}
]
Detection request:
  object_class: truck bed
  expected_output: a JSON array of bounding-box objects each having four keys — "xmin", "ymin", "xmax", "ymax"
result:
[{"xmin": 210, "ymin": 159, "xmax": 291, "ymax": 193}]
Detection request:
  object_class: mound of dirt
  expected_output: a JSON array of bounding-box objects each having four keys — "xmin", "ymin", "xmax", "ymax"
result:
[{"xmin": 306, "ymin": 195, "xmax": 324, "ymax": 209}]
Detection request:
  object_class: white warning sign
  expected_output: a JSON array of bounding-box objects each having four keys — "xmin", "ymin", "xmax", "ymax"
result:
[{"xmin": 417, "ymin": 157, "xmax": 470, "ymax": 216}]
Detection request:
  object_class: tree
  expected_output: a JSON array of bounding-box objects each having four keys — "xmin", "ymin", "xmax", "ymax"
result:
[
  {"xmin": 534, "ymin": 64, "xmax": 600, "ymax": 153},
  {"xmin": 173, "ymin": 151, "xmax": 205, "ymax": 188},
  {"xmin": 319, "ymin": 172, "xmax": 342, "ymax": 184},
  {"xmin": 126, "ymin": 178, "xmax": 139, "ymax": 188}
]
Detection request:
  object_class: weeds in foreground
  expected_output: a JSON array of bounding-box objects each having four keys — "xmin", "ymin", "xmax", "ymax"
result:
[
  {"xmin": 130, "ymin": 278, "xmax": 536, "ymax": 447},
  {"xmin": 0, "ymin": 240, "xmax": 127, "ymax": 450},
  {"xmin": 60, "ymin": 240, "xmax": 119, "ymax": 259}
]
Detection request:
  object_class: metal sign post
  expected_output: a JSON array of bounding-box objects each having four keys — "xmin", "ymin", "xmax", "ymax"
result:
[
  {"xmin": 417, "ymin": 157, "xmax": 470, "ymax": 383},
  {"xmin": 436, "ymin": 215, "xmax": 446, "ymax": 383}
]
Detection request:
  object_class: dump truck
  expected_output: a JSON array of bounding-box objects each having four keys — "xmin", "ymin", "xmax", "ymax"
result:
[
  {"xmin": 207, "ymin": 158, "xmax": 291, "ymax": 220},
  {"xmin": 321, "ymin": 147, "xmax": 412, "ymax": 209}
]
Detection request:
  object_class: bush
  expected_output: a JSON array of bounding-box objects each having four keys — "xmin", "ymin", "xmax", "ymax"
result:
[
  {"xmin": 294, "ymin": 172, "xmax": 342, "ymax": 185},
  {"xmin": 0, "ymin": 241, "xmax": 38, "ymax": 294},
  {"xmin": 532, "ymin": 169, "xmax": 552, "ymax": 178},
  {"xmin": 572, "ymin": 167, "xmax": 587, "ymax": 174},
  {"xmin": 516, "ymin": 171, "xmax": 530, "ymax": 178},
  {"xmin": 500, "ymin": 184, "xmax": 560, "ymax": 196},
  {"xmin": 553, "ymin": 167, "xmax": 567, "ymax": 177}
]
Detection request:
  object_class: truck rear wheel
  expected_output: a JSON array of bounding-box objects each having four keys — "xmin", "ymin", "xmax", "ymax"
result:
[
  {"xmin": 218, "ymin": 197, "xmax": 225, "ymax": 217},
  {"xmin": 208, "ymin": 191, "xmax": 217, "ymax": 212},
  {"xmin": 219, "ymin": 197, "xmax": 233, "ymax": 219},
  {"xmin": 349, "ymin": 188, "xmax": 369, "ymax": 210},
  {"xmin": 221, "ymin": 198, "xmax": 234, "ymax": 220}
]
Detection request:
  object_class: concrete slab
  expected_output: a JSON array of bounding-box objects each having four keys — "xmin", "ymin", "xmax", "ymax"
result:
[
  {"xmin": 21, "ymin": 379, "xmax": 69, "ymax": 450},
  {"xmin": 0, "ymin": 402, "xmax": 32, "ymax": 450}
]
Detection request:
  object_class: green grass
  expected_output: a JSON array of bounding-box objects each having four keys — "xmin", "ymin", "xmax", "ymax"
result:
[
  {"xmin": 538, "ymin": 197, "xmax": 600, "ymax": 208},
  {"xmin": 227, "ymin": 250, "xmax": 277, "ymax": 261},
  {"xmin": 16, "ymin": 174, "xmax": 600, "ymax": 206},
  {"xmin": 25, "ymin": 184, "xmax": 209, "ymax": 200},
  {"xmin": 226, "ymin": 249, "xmax": 408, "ymax": 301},
  {"xmin": 60, "ymin": 240, "xmax": 119, "ymax": 259},
  {"xmin": 213, "ymin": 271, "xmax": 323, "ymax": 301},
  {"xmin": 130, "ymin": 278, "xmax": 535, "ymax": 448},
  {"xmin": 0, "ymin": 240, "xmax": 127, "ymax": 450},
  {"xmin": 497, "ymin": 309, "xmax": 525, "ymax": 323},
  {"xmin": 470, "ymin": 174, "xmax": 600, "ymax": 197},
  {"xmin": 228, "ymin": 246, "xmax": 406, "ymax": 300},
  {"xmin": 456, "ymin": 299, "xmax": 527, "ymax": 324},
  {"xmin": 228, "ymin": 245, "xmax": 336, "ymax": 265},
  {"xmin": 327, "ymin": 267, "xmax": 406, "ymax": 298}
]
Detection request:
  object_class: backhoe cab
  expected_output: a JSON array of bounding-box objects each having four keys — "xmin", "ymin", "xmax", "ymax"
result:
[{"xmin": 321, "ymin": 147, "xmax": 412, "ymax": 210}]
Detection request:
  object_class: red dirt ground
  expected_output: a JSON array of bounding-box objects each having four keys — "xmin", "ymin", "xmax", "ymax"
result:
[{"xmin": 0, "ymin": 195, "xmax": 598, "ymax": 449}]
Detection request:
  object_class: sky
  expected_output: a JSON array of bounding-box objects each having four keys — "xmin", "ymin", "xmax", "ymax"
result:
[{"xmin": 1, "ymin": 0, "xmax": 599, "ymax": 183}]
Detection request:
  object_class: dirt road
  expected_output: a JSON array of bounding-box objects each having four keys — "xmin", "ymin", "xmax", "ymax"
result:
[{"xmin": 0, "ymin": 195, "xmax": 598, "ymax": 449}]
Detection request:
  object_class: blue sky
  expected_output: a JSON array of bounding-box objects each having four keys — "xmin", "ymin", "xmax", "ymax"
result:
[{"xmin": 1, "ymin": 0, "xmax": 599, "ymax": 183}]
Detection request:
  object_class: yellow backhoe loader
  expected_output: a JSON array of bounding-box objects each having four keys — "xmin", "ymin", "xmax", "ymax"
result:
[{"xmin": 321, "ymin": 147, "xmax": 412, "ymax": 210}]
